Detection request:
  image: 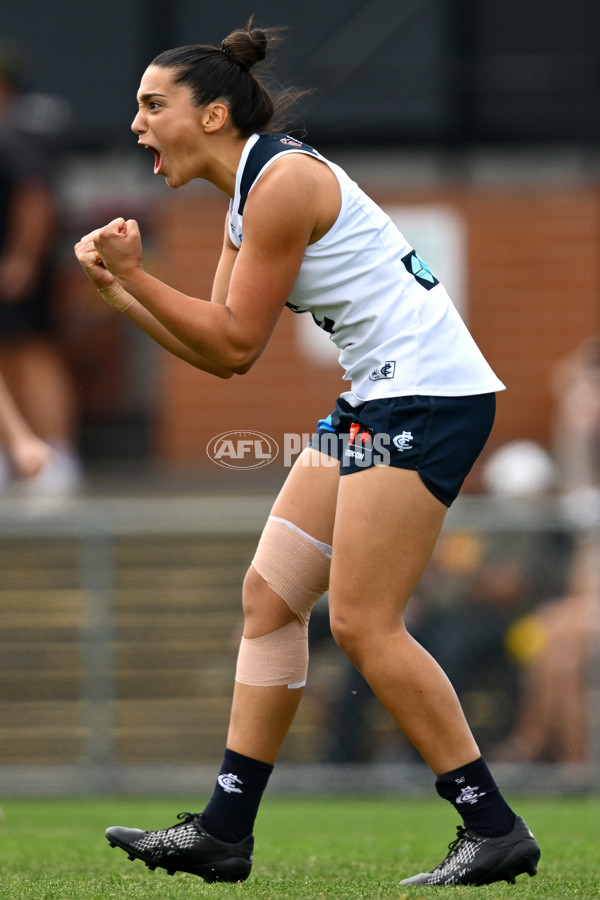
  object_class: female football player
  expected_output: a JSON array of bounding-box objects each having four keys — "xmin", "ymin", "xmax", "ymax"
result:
[{"xmin": 74, "ymin": 20, "xmax": 540, "ymax": 887}]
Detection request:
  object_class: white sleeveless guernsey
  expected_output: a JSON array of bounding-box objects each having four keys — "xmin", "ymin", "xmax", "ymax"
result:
[{"xmin": 228, "ymin": 134, "xmax": 505, "ymax": 404}]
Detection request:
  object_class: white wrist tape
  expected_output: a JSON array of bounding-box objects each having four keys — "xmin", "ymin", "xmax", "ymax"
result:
[{"xmin": 99, "ymin": 285, "xmax": 134, "ymax": 312}]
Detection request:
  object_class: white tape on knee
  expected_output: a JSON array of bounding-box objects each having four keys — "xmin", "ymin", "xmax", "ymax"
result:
[
  {"xmin": 235, "ymin": 517, "xmax": 331, "ymax": 689},
  {"xmin": 235, "ymin": 619, "xmax": 309, "ymax": 689},
  {"xmin": 251, "ymin": 516, "xmax": 331, "ymax": 625}
]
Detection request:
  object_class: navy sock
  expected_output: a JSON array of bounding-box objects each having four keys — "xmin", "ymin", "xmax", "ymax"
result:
[
  {"xmin": 435, "ymin": 756, "xmax": 516, "ymax": 837},
  {"xmin": 202, "ymin": 748, "xmax": 274, "ymax": 843}
]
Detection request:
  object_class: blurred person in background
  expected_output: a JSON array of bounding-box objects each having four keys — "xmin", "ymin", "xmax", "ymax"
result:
[
  {"xmin": 552, "ymin": 336, "xmax": 600, "ymax": 527},
  {"xmin": 0, "ymin": 41, "xmax": 81, "ymax": 495},
  {"xmin": 492, "ymin": 339, "xmax": 600, "ymax": 764},
  {"xmin": 0, "ymin": 368, "xmax": 51, "ymax": 478},
  {"xmin": 496, "ymin": 534, "xmax": 597, "ymax": 764},
  {"xmin": 74, "ymin": 20, "xmax": 540, "ymax": 888}
]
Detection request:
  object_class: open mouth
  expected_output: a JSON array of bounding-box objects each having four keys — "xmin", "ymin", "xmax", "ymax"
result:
[
  {"xmin": 141, "ymin": 143, "xmax": 163, "ymax": 175},
  {"xmin": 150, "ymin": 146, "xmax": 162, "ymax": 175}
]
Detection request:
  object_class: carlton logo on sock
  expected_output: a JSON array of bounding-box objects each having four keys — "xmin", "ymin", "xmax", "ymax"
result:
[
  {"xmin": 217, "ymin": 773, "xmax": 244, "ymax": 794},
  {"xmin": 455, "ymin": 784, "xmax": 486, "ymax": 805}
]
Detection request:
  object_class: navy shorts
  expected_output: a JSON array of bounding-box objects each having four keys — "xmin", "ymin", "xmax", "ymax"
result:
[{"xmin": 308, "ymin": 393, "xmax": 496, "ymax": 507}]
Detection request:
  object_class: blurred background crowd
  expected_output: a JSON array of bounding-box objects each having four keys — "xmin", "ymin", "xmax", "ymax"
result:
[{"xmin": 0, "ymin": 1, "xmax": 598, "ymax": 792}]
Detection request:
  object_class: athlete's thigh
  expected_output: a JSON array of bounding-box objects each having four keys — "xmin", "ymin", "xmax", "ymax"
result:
[
  {"xmin": 329, "ymin": 466, "xmax": 447, "ymax": 623},
  {"xmin": 269, "ymin": 445, "xmax": 339, "ymax": 545}
]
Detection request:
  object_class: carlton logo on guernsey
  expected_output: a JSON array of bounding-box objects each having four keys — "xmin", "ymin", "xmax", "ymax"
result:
[{"xmin": 228, "ymin": 133, "xmax": 505, "ymax": 405}]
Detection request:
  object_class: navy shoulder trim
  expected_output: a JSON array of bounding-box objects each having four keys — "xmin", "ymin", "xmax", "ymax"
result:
[{"xmin": 238, "ymin": 134, "xmax": 318, "ymax": 215}]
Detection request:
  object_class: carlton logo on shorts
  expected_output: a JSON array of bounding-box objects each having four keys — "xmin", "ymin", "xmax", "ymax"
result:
[
  {"xmin": 401, "ymin": 250, "xmax": 439, "ymax": 290},
  {"xmin": 392, "ymin": 430, "xmax": 414, "ymax": 452}
]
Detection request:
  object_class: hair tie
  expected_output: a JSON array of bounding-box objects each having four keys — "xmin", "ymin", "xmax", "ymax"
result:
[{"xmin": 220, "ymin": 43, "xmax": 249, "ymax": 72}]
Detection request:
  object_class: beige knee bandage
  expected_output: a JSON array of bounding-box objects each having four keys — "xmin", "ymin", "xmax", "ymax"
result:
[
  {"xmin": 251, "ymin": 516, "xmax": 331, "ymax": 625},
  {"xmin": 236, "ymin": 620, "xmax": 309, "ymax": 690},
  {"xmin": 235, "ymin": 516, "xmax": 331, "ymax": 689}
]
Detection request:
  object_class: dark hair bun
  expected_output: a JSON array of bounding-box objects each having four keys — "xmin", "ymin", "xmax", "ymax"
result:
[
  {"xmin": 151, "ymin": 18, "xmax": 304, "ymax": 136},
  {"xmin": 221, "ymin": 21, "xmax": 270, "ymax": 70}
]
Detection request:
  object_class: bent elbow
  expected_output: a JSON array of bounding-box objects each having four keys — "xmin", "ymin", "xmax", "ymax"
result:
[
  {"xmin": 230, "ymin": 357, "xmax": 256, "ymax": 375},
  {"xmin": 225, "ymin": 345, "xmax": 261, "ymax": 375}
]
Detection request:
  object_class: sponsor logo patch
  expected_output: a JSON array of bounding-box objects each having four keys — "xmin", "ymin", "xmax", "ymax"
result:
[
  {"xmin": 369, "ymin": 361, "xmax": 396, "ymax": 382},
  {"xmin": 401, "ymin": 250, "xmax": 439, "ymax": 290}
]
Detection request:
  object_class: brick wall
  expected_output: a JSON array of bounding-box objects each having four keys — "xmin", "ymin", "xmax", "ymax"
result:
[{"xmin": 146, "ymin": 178, "xmax": 600, "ymax": 471}]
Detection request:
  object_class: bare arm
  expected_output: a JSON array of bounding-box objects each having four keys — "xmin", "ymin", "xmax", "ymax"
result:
[
  {"xmin": 74, "ymin": 220, "xmax": 236, "ymax": 378},
  {"xmin": 78, "ymin": 153, "xmax": 335, "ymax": 376},
  {"xmin": 93, "ymin": 160, "xmax": 319, "ymax": 374},
  {"xmin": 211, "ymin": 215, "xmax": 239, "ymax": 305},
  {"xmin": 126, "ymin": 294, "xmax": 236, "ymax": 377}
]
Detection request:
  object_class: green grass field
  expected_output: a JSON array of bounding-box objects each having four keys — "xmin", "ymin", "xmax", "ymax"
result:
[{"xmin": 0, "ymin": 795, "xmax": 598, "ymax": 899}]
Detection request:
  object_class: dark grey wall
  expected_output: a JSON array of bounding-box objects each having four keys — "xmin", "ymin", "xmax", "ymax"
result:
[{"xmin": 1, "ymin": 0, "xmax": 599, "ymax": 149}]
